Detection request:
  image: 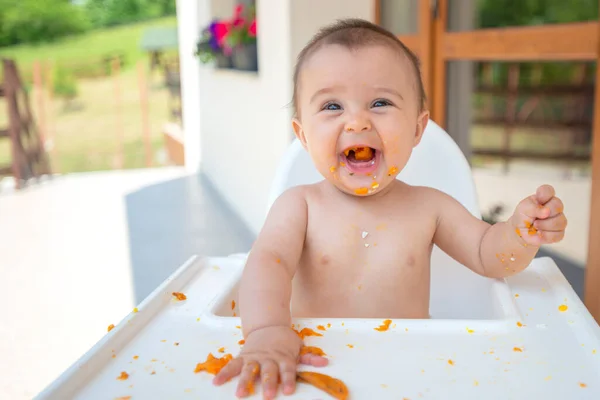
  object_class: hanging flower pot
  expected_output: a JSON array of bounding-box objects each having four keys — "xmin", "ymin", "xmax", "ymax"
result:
[
  {"xmin": 226, "ymin": 5, "xmax": 258, "ymax": 72},
  {"xmin": 232, "ymin": 42, "xmax": 257, "ymax": 71}
]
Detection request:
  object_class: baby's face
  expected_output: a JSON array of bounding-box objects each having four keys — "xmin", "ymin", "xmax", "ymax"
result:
[{"xmin": 293, "ymin": 44, "xmax": 429, "ymax": 196}]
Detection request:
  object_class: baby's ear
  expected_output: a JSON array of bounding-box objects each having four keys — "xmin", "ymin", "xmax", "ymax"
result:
[
  {"xmin": 413, "ymin": 110, "xmax": 430, "ymax": 147},
  {"xmin": 292, "ymin": 118, "xmax": 308, "ymax": 150}
]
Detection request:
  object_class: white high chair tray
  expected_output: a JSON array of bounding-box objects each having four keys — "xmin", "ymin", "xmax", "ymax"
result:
[{"xmin": 37, "ymin": 255, "xmax": 600, "ymax": 399}]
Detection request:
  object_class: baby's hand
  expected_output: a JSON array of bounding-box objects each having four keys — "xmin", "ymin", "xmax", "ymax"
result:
[
  {"xmin": 213, "ymin": 326, "xmax": 328, "ymax": 399},
  {"xmin": 511, "ymin": 184, "xmax": 567, "ymax": 247}
]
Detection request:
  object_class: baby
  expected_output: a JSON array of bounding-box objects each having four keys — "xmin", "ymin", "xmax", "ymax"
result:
[{"xmin": 214, "ymin": 18, "xmax": 568, "ymax": 398}]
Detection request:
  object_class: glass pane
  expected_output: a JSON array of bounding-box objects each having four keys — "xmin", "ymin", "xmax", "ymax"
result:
[
  {"xmin": 445, "ymin": 60, "xmax": 593, "ymax": 297},
  {"xmin": 447, "ymin": 0, "xmax": 599, "ymax": 32},
  {"xmin": 379, "ymin": 0, "xmax": 420, "ymax": 35}
]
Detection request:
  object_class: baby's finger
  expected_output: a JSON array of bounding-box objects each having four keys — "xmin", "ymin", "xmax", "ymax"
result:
[
  {"xmin": 515, "ymin": 195, "xmax": 550, "ymax": 220},
  {"xmin": 279, "ymin": 360, "xmax": 298, "ymax": 395},
  {"xmin": 536, "ymin": 184, "xmax": 555, "ymax": 205},
  {"xmin": 541, "ymin": 196, "xmax": 564, "ymax": 218},
  {"xmin": 236, "ymin": 361, "xmax": 260, "ymax": 397},
  {"xmin": 299, "ymin": 353, "xmax": 329, "ymax": 367},
  {"xmin": 260, "ymin": 359, "xmax": 279, "ymax": 399},
  {"xmin": 213, "ymin": 357, "xmax": 243, "ymax": 385},
  {"xmin": 533, "ymin": 213, "xmax": 567, "ymax": 232},
  {"xmin": 539, "ymin": 230, "xmax": 565, "ymax": 244}
]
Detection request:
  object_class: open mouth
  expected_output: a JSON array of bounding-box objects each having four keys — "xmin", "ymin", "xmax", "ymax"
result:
[{"xmin": 341, "ymin": 146, "xmax": 380, "ymax": 174}]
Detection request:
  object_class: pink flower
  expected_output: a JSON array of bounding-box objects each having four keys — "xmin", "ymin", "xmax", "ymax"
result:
[
  {"xmin": 234, "ymin": 4, "xmax": 244, "ymax": 17},
  {"xmin": 248, "ymin": 19, "xmax": 257, "ymax": 37},
  {"xmin": 232, "ymin": 17, "xmax": 245, "ymax": 28},
  {"xmin": 213, "ymin": 21, "xmax": 230, "ymax": 45}
]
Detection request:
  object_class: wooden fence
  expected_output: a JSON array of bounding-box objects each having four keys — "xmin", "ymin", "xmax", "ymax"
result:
[
  {"xmin": 0, "ymin": 59, "xmax": 51, "ymax": 189},
  {"xmin": 473, "ymin": 62, "xmax": 593, "ymax": 171}
]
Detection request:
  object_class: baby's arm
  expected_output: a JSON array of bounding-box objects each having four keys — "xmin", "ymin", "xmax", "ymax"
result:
[
  {"xmin": 214, "ymin": 187, "xmax": 326, "ymax": 399},
  {"xmin": 239, "ymin": 187, "xmax": 308, "ymax": 336},
  {"xmin": 432, "ymin": 185, "xmax": 567, "ymax": 278}
]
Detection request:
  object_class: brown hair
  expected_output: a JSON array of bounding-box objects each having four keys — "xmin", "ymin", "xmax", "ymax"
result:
[{"xmin": 292, "ymin": 18, "xmax": 426, "ymax": 116}]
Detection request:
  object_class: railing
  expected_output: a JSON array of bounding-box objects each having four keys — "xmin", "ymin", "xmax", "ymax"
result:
[{"xmin": 0, "ymin": 59, "xmax": 51, "ymax": 189}]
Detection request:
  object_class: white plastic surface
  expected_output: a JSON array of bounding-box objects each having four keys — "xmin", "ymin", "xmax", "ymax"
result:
[{"xmin": 37, "ymin": 255, "xmax": 600, "ymax": 399}]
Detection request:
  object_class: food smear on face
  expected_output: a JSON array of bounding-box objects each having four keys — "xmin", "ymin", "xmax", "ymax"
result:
[
  {"xmin": 343, "ymin": 146, "xmax": 378, "ymax": 174},
  {"xmin": 297, "ymin": 371, "xmax": 349, "ymax": 400},
  {"xmin": 295, "ymin": 327, "xmax": 323, "ymax": 339},
  {"xmin": 172, "ymin": 292, "xmax": 187, "ymax": 301},
  {"xmin": 371, "ymin": 181, "xmax": 379, "ymax": 190},
  {"xmin": 194, "ymin": 353, "xmax": 233, "ymax": 375},
  {"xmin": 387, "ymin": 166, "xmax": 399, "ymax": 176},
  {"xmin": 374, "ymin": 319, "xmax": 392, "ymax": 332},
  {"xmin": 300, "ymin": 346, "xmax": 326, "ymax": 356},
  {"xmin": 231, "ymin": 300, "xmax": 236, "ymax": 310},
  {"xmin": 354, "ymin": 187, "xmax": 369, "ymax": 195},
  {"xmin": 238, "ymin": 339, "xmax": 245, "ymax": 345}
]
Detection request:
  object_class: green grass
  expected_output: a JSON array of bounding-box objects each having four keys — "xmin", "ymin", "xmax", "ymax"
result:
[
  {"xmin": 0, "ymin": 16, "xmax": 177, "ymax": 81},
  {"xmin": 0, "ymin": 61, "xmax": 176, "ymax": 174},
  {"xmin": 0, "ymin": 18, "xmax": 180, "ymax": 175}
]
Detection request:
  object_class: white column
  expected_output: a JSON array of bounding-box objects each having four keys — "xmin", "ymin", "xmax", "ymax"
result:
[{"xmin": 176, "ymin": 0, "xmax": 208, "ymax": 173}]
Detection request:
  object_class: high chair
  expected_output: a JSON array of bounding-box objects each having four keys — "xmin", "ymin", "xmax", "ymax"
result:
[{"xmin": 36, "ymin": 122, "xmax": 600, "ymax": 399}]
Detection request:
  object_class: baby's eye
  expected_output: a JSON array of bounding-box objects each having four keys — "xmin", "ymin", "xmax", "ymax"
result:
[
  {"xmin": 322, "ymin": 102, "xmax": 342, "ymax": 111},
  {"xmin": 372, "ymin": 99, "xmax": 392, "ymax": 108}
]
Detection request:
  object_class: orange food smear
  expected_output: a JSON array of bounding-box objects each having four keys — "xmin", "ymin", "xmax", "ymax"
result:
[
  {"xmin": 117, "ymin": 371, "xmax": 129, "ymax": 380},
  {"xmin": 515, "ymin": 227, "xmax": 522, "ymax": 237},
  {"xmin": 295, "ymin": 327, "xmax": 323, "ymax": 339},
  {"xmin": 327, "ymin": 323, "xmax": 331, "ymax": 328},
  {"xmin": 513, "ymin": 347, "xmax": 523, "ymax": 352},
  {"xmin": 231, "ymin": 300, "xmax": 236, "ymax": 310},
  {"xmin": 579, "ymin": 382, "xmax": 587, "ymax": 388},
  {"xmin": 172, "ymin": 292, "xmax": 187, "ymax": 301},
  {"xmin": 374, "ymin": 319, "xmax": 392, "ymax": 332},
  {"xmin": 339, "ymin": 161, "xmax": 346, "ymax": 167},
  {"xmin": 133, "ymin": 307, "xmax": 138, "ymax": 313},
  {"xmin": 107, "ymin": 324, "xmax": 115, "ymax": 332},
  {"xmin": 330, "ymin": 166, "xmax": 336, "ymax": 173},
  {"xmin": 448, "ymin": 360, "xmax": 454, "ymax": 366},
  {"xmin": 297, "ymin": 371, "xmax": 349, "ymax": 400},
  {"xmin": 387, "ymin": 166, "xmax": 399, "ymax": 176},
  {"xmin": 558, "ymin": 304, "xmax": 568, "ymax": 312},
  {"xmin": 218, "ymin": 347, "xmax": 225, "ymax": 353},
  {"xmin": 194, "ymin": 353, "xmax": 233, "ymax": 375},
  {"xmin": 347, "ymin": 344, "xmax": 354, "ymax": 348},
  {"xmin": 354, "ymin": 187, "xmax": 369, "ymax": 195},
  {"xmin": 238, "ymin": 339, "xmax": 245, "ymax": 345},
  {"xmin": 516, "ymin": 322, "xmax": 523, "ymax": 327},
  {"xmin": 371, "ymin": 181, "xmax": 379, "ymax": 189},
  {"xmin": 317, "ymin": 325, "xmax": 326, "ymax": 331},
  {"xmin": 353, "ymin": 147, "xmax": 373, "ymax": 161},
  {"xmin": 133, "ymin": 355, "xmax": 139, "ymax": 360},
  {"xmin": 300, "ymin": 346, "xmax": 326, "ymax": 356},
  {"xmin": 514, "ymin": 294, "xmax": 519, "ymax": 298}
]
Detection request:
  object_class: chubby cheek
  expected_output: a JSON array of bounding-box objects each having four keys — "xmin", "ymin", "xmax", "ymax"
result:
[{"xmin": 305, "ymin": 122, "xmax": 340, "ymax": 174}]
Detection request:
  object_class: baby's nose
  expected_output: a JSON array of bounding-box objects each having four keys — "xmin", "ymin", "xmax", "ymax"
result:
[{"xmin": 344, "ymin": 116, "xmax": 372, "ymax": 133}]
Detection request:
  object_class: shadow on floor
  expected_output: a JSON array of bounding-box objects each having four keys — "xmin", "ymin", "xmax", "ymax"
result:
[
  {"xmin": 537, "ymin": 248, "xmax": 585, "ymax": 300},
  {"xmin": 125, "ymin": 173, "xmax": 255, "ymax": 303}
]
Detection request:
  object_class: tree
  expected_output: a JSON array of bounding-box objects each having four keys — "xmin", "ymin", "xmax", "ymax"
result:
[
  {"xmin": 0, "ymin": 0, "xmax": 90, "ymax": 46},
  {"xmin": 84, "ymin": 0, "xmax": 176, "ymax": 28}
]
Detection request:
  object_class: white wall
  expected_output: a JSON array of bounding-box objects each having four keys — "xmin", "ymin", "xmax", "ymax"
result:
[{"xmin": 196, "ymin": 0, "xmax": 373, "ymax": 235}]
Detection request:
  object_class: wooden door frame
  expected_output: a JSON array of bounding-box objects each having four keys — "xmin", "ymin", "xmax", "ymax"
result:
[{"xmin": 374, "ymin": 0, "xmax": 600, "ymax": 324}]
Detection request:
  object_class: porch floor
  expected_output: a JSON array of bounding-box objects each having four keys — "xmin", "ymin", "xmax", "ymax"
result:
[{"xmin": 0, "ymin": 168, "xmax": 253, "ymax": 400}]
